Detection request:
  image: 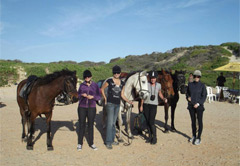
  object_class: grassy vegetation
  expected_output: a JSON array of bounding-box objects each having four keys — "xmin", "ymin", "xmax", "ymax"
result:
[{"xmin": 0, "ymin": 43, "xmax": 239, "ymax": 89}]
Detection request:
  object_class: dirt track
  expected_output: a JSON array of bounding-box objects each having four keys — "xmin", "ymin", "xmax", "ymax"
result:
[{"xmin": 0, "ymin": 85, "xmax": 239, "ymax": 166}]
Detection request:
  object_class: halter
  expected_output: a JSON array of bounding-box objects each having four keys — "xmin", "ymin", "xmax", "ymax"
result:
[
  {"xmin": 160, "ymin": 73, "xmax": 174, "ymax": 98},
  {"xmin": 125, "ymin": 72, "xmax": 149, "ymax": 107},
  {"xmin": 63, "ymin": 77, "xmax": 77, "ymax": 102},
  {"xmin": 136, "ymin": 72, "xmax": 150, "ymax": 95},
  {"xmin": 176, "ymin": 73, "xmax": 186, "ymax": 91}
]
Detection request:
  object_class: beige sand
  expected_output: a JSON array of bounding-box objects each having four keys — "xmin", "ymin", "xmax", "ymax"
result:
[{"xmin": 0, "ymin": 85, "xmax": 239, "ymax": 166}]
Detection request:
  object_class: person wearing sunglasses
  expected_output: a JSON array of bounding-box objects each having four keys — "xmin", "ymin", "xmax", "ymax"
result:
[
  {"xmin": 77, "ymin": 70, "xmax": 101, "ymax": 151},
  {"xmin": 101, "ymin": 65, "xmax": 127, "ymax": 149},
  {"xmin": 186, "ymin": 70, "xmax": 207, "ymax": 145}
]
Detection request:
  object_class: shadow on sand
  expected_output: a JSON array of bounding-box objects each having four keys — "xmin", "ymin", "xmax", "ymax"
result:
[{"xmin": 33, "ymin": 117, "xmax": 75, "ymax": 145}]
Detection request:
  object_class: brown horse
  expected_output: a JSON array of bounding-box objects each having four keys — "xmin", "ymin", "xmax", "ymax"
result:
[
  {"xmin": 157, "ymin": 70, "xmax": 175, "ymax": 132},
  {"xmin": 157, "ymin": 69, "xmax": 187, "ymax": 132},
  {"xmin": 17, "ymin": 69, "xmax": 78, "ymax": 150}
]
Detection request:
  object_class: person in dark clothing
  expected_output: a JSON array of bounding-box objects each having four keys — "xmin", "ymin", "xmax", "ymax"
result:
[
  {"xmin": 101, "ymin": 65, "xmax": 128, "ymax": 150},
  {"xmin": 77, "ymin": 70, "xmax": 101, "ymax": 151},
  {"xmin": 216, "ymin": 72, "xmax": 226, "ymax": 87},
  {"xmin": 186, "ymin": 70, "xmax": 207, "ymax": 145}
]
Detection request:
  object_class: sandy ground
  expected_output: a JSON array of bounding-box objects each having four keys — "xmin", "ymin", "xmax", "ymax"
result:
[{"xmin": 0, "ymin": 85, "xmax": 239, "ymax": 166}]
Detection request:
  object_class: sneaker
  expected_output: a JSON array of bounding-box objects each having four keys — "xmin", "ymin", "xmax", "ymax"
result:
[
  {"xmin": 90, "ymin": 144, "xmax": 98, "ymax": 151},
  {"xmin": 106, "ymin": 144, "xmax": 113, "ymax": 149},
  {"xmin": 77, "ymin": 144, "xmax": 82, "ymax": 151},
  {"xmin": 188, "ymin": 136, "xmax": 195, "ymax": 143},
  {"xmin": 112, "ymin": 141, "xmax": 119, "ymax": 146},
  {"xmin": 194, "ymin": 139, "xmax": 201, "ymax": 145}
]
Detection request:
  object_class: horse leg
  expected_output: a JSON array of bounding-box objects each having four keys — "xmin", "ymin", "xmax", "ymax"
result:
[
  {"xmin": 21, "ymin": 113, "xmax": 27, "ymax": 141},
  {"xmin": 171, "ymin": 104, "xmax": 177, "ymax": 132},
  {"xmin": 164, "ymin": 104, "xmax": 169, "ymax": 133},
  {"xmin": 126, "ymin": 107, "xmax": 133, "ymax": 139},
  {"xmin": 26, "ymin": 113, "xmax": 36, "ymax": 150},
  {"xmin": 102, "ymin": 103, "xmax": 107, "ymax": 129},
  {"xmin": 46, "ymin": 112, "xmax": 53, "ymax": 150},
  {"xmin": 117, "ymin": 106, "xmax": 124, "ymax": 142}
]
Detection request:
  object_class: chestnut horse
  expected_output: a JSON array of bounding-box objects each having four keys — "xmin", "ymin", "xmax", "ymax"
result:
[
  {"xmin": 157, "ymin": 70, "xmax": 186, "ymax": 132},
  {"xmin": 17, "ymin": 69, "xmax": 78, "ymax": 150},
  {"xmin": 157, "ymin": 70, "xmax": 175, "ymax": 132}
]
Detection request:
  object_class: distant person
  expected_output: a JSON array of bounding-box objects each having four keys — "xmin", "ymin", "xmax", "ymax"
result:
[
  {"xmin": 186, "ymin": 70, "xmax": 207, "ymax": 145},
  {"xmin": 216, "ymin": 72, "xmax": 226, "ymax": 87},
  {"xmin": 188, "ymin": 73, "xmax": 194, "ymax": 83},
  {"xmin": 77, "ymin": 70, "xmax": 101, "ymax": 151}
]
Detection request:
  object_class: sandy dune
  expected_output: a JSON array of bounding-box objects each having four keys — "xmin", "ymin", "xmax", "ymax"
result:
[{"xmin": 0, "ymin": 85, "xmax": 239, "ymax": 166}]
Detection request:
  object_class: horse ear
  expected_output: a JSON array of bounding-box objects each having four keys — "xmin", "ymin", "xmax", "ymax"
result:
[
  {"xmin": 141, "ymin": 71, "xmax": 147, "ymax": 76},
  {"xmin": 73, "ymin": 70, "xmax": 76, "ymax": 75}
]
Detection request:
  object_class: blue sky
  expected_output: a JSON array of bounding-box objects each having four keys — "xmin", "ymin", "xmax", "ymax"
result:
[{"xmin": 0, "ymin": 0, "xmax": 239, "ymax": 63}]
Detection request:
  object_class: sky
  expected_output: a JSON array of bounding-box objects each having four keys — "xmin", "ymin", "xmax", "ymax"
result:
[{"xmin": 0, "ymin": 0, "xmax": 239, "ymax": 63}]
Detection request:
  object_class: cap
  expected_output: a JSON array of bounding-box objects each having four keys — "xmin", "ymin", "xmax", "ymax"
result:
[
  {"xmin": 112, "ymin": 65, "xmax": 121, "ymax": 73},
  {"xmin": 83, "ymin": 70, "xmax": 92, "ymax": 79},
  {"xmin": 193, "ymin": 70, "xmax": 202, "ymax": 77}
]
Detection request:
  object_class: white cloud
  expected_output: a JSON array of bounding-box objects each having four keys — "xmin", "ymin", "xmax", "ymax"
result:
[
  {"xmin": 176, "ymin": 0, "xmax": 211, "ymax": 8},
  {"xmin": 41, "ymin": 0, "xmax": 136, "ymax": 37}
]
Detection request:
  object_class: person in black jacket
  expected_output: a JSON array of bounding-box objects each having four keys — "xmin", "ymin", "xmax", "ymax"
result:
[{"xmin": 186, "ymin": 70, "xmax": 207, "ymax": 145}]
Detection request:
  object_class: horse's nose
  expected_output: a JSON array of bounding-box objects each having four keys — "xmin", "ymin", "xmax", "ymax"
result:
[
  {"xmin": 72, "ymin": 96, "xmax": 79, "ymax": 103},
  {"xmin": 140, "ymin": 92, "xmax": 144, "ymax": 97}
]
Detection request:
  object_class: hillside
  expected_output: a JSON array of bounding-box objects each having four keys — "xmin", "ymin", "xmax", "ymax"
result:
[{"xmin": 0, "ymin": 42, "xmax": 239, "ymax": 88}]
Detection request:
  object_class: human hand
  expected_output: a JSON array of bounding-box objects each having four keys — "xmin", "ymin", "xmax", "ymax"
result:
[
  {"xmin": 82, "ymin": 93, "xmax": 87, "ymax": 97},
  {"xmin": 87, "ymin": 95, "xmax": 94, "ymax": 99},
  {"xmin": 140, "ymin": 106, "xmax": 143, "ymax": 112},
  {"xmin": 188, "ymin": 97, "xmax": 191, "ymax": 102},
  {"xmin": 164, "ymin": 98, "xmax": 168, "ymax": 103},
  {"xmin": 194, "ymin": 104, "xmax": 199, "ymax": 108}
]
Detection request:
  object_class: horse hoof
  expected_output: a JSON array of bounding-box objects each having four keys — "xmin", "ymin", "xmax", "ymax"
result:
[
  {"xmin": 164, "ymin": 129, "xmax": 169, "ymax": 133},
  {"xmin": 171, "ymin": 128, "xmax": 176, "ymax": 132},
  {"xmin": 26, "ymin": 145, "xmax": 33, "ymax": 150},
  {"xmin": 47, "ymin": 146, "xmax": 54, "ymax": 151},
  {"xmin": 22, "ymin": 137, "xmax": 27, "ymax": 142},
  {"xmin": 118, "ymin": 138, "xmax": 124, "ymax": 143},
  {"xmin": 129, "ymin": 135, "xmax": 134, "ymax": 139}
]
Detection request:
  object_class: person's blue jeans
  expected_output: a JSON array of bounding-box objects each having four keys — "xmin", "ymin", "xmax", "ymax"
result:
[{"xmin": 105, "ymin": 102, "xmax": 120, "ymax": 145}]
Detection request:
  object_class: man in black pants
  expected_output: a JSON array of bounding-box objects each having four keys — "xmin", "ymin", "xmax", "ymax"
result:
[{"xmin": 186, "ymin": 70, "xmax": 207, "ymax": 145}]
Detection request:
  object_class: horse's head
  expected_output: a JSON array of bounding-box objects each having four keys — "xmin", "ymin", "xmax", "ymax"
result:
[
  {"xmin": 63, "ymin": 71, "xmax": 79, "ymax": 103},
  {"xmin": 128, "ymin": 71, "xmax": 149, "ymax": 100},
  {"xmin": 174, "ymin": 70, "xmax": 187, "ymax": 94},
  {"xmin": 158, "ymin": 70, "xmax": 175, "ymax": 98}
]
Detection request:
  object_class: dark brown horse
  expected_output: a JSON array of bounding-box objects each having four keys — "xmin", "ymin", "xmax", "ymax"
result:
[{"xmin": 17, "ymin": 69, "xmax": 78, "ymax": 150}]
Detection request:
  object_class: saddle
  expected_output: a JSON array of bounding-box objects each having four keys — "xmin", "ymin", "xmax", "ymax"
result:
[{"xmin": 19, "ymin": 75, "xmax": 38, "ymax": 103}]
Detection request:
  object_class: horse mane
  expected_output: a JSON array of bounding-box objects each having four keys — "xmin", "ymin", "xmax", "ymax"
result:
[
  {"xmin": 157, "ymin": 69, "xmax": 171, "ymax": 75},
  {"xmin": 36, "ymin": 69, "xmax": 76, "ymax": 86},
  {"xmin": 125, "ymin": 70, "xmax": 142, "ymax": 82}
]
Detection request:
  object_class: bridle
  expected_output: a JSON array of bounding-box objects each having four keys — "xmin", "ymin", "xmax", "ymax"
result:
[
  {"xmin": 63, "ymin": 77, "xmax": 77, "ymax": 103},
  {"xmin": 135, "ymin": 72, "xmax": 150, "ymax": 96},
  {"xmin": 176, "ymin": 73, "xmax": 186, "ymax": 91},
  {"xmin": 159, "ymin": 73, "xmax": 174, "ymax": 98}
]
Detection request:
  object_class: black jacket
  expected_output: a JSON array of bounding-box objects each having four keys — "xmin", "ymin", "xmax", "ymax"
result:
[{"xmin": 186, "ymin": 81, "xmax": 207, "ymax": 107}]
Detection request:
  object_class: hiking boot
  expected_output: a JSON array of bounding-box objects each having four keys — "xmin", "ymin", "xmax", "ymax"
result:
[
  {"xmin": 194, "ymin": 139, "xmax": 201, "ymax": 145},
  {"xmin": 106, "ymin": 144, "xmax": 113, "ymax": 149},
  {"xmin": 188, "ymin": 136, "xmax": 195, "ymax": 143},
  {"xmin": 77, "ymin": 144, "xmax": 82, "ymax": 151},
  {"xmin": 90, "ymin": 144, "xmax": 98, "ymax": 150},
  {"xmin": 112, "ymin": 141, "xmax": 119, "ymax": 146}
]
